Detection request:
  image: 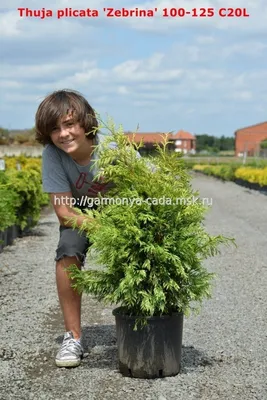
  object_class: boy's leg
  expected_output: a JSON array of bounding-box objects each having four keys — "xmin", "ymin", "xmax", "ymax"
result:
[
  {"xmin": 54, "ymin": 226, "xmax": 89, "ymax": 367},
  {"xmin": 56, "ymin": 256, "xmax": 82, "ymax": 340}
]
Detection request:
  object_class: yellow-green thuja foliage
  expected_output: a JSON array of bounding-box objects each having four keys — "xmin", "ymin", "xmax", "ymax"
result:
[
  {"xmin": 68, "ymin": 116, "xmax": 235, "ymax": 329},
  {"xmin": 235, "ymin": 166, "xmax": 267, "ymax": 187},
  {"xmin": 3, "ymin": 155, "xmax": 42, "ymax": 172},
  {"xmin": 193, "ymin": 164, "xmax": 267, "ymax": 187},
  {"xmin": 193, "ymin": 164, "xmax": 237, "ymax": 181}
]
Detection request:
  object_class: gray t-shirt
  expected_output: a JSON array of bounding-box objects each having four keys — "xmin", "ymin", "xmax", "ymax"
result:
[{"xmin": 42, "ymin": 133, "xmax": 117, "ymax": 207}]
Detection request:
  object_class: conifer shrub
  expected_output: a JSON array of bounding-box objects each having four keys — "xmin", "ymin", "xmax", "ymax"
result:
[{"xmin": 68, "ymin": 117, "xmax": 235, "ymax": 328}]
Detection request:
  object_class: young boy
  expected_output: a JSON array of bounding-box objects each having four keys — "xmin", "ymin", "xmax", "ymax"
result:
[{"xmin": 35, "ymin": 89, "xmax": 116, "ymax": 368}]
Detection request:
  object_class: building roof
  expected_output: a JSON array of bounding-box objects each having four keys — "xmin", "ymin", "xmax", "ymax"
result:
[
  {"xmin": 125, "ymin": 129, "xmax": 195, "ymax": 143},
  {"xmin": 172, "ymin": 129, "xmax": 195, "ymax": 140},
  {"xmin": 234, "ymin": 121, "xmax": 267, "ymax": 134},
  {"xmin": 125, "ymin": 132, "xmax": 172, "ymax": 143}
]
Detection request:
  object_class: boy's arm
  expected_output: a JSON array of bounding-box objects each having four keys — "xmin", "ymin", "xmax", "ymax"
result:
[{"xmin": 50, "ymin": 192, "xmax": 94, "ymax": 228}]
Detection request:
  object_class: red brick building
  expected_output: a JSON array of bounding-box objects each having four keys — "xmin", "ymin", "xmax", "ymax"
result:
[
  {"xmin": 172, "ymin": 130, "xmax": 196, "ymax": 154},
  {"xmin": 125, "ymin": 130, "xmax": 196, "ymax": 155},
  {"xmin": 235, "ymin": 121, "xmax": 267, "ymax": 156}
]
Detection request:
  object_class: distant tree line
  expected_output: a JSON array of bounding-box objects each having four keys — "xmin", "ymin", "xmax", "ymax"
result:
[{"xmin": 195, "ymin": 134, "xmax": 235, "ymax": 153}]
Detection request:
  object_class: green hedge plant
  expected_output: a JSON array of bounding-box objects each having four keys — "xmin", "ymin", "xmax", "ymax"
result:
[
  {"xmin": 6, "ymin": 169, "xmax": 47, "ymax": 229},
  {"xmin": 68, "ymin": 117, "xmax": 235, "ymax": 329},
  {"xmin": 0, "ymin": 166, "xmax": 49, "ymax": 232},
  {"xmin": 0, "ymin": 188, "xmax": 21, "ymax": 232}
]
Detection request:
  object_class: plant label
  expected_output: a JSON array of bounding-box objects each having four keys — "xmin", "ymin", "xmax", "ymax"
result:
[{"xmin": 0, "ymin": 159, "xmax": 6, "ymax": 171}]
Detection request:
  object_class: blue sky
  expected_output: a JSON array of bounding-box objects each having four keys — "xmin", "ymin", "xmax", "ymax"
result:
[{"xmin": 0, "ymin": 0, "xmax": 266, "ymax": 137}]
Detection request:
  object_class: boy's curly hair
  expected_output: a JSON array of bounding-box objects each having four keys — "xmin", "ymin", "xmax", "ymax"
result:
[{"xmin": 35, "ymin": 89, "xmax": 98, "ymax": 145}]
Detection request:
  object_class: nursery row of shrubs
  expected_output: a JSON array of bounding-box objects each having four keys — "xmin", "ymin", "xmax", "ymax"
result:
[
  {"xmin": 184, "ymin": 157, "xmax": 267, "ymax": 170},
  {"xmin": 192, "ymin": 164, "xmax": 267, "ymax": 189},
  {"xmin": 0, "ymin": 156, "xmax": 49, "ymax": 253}
]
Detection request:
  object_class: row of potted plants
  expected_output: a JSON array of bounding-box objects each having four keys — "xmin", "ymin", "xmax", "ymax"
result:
[
  {"xmin": 185, "ymin": 157, "xmax": 267, "ymax": 168},
  {"xmin": 193, "ymin": 164, "xmax": 267, "ymax": 190},
  {"xmin": 1, "ymin": 155, "xmax": 42, "ymax": 171},
  {"xmin": 235, "ymin": 166, "xmax": 267, "ymax": 187},
  {"xmin": 0, "ymin": 217, "xmax": 35, "ymax": 251}
]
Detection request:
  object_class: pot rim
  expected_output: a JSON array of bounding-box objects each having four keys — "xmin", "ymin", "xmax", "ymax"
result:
[{"xmin": 112, "ymin": 306, "xmax": 183, "ymax": 320}]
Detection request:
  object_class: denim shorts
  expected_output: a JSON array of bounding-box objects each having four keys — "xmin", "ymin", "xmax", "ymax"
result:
[{"xmin": 55, "ymin": 225, "xmax": 91, "ymax": 266}]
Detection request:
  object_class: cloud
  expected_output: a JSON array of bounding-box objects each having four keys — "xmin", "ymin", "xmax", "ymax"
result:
[
  {"xmin": 112, "ymin": 54, "xmax": 183, "ymax": 82},
  {"xmin": 0, "ymin": 10, "xmax": 21, "ymax": 37},
  {"xmin": 221, "ymin": 42, "xmax": 267, "ymax": 59},
  {"xmin": 117, "ymin": 86, "xmax": 130, "ymax": 95},
  {"xmin": 229, "ymin": 91, "xmax": 253, "ymax": 101},
  {"xmin": 0, "ymin": 80, "xmax": 23, "ymax": 89},
  {"xmin": 1, "ymin": 61, "xmax": 97, "ymax": 80},
  {"xmin": 195, "ymin": 35, "xmax": 216, "ymax": 44}
]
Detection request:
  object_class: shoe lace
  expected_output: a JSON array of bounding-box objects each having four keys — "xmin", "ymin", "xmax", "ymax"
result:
[{"xmin": 59, "ymin": 338, "xmax": 82, "ymax": 356}]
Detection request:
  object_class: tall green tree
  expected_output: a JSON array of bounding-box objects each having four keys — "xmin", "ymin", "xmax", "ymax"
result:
[{"xmin": 195, "ymin": 134, "xmax": 234, "ymax": 152}]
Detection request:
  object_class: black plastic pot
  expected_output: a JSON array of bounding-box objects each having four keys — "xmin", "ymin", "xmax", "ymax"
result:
[
  {"xmin": 13, "ymin": 225, "xmax": 20, "ymax": 240},
  {"xmin": 0, "ymin": 230, "xmax": 5, "ymax": 253},
  {"xmin": 7, "ymin": 226, "xmax": 14, "ymax": 246},
  {"xmin": 3, "ymin": 229, "xmax": 8, "ymax": 247},
  {"xmin": 234, "ymin": 178, "xmax": 267, "ymax": 193},
  {"xmin": 0, "ymin": 225, "xmax": 21, "ymax": 252},
  {"xmin": 112, "ymin": 307, "xmax": 183, "ymax": 379}
]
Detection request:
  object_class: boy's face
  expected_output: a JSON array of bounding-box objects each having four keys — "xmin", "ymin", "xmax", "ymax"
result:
[{"xmin": 50, "ymin": 112, "xmax": 89, "ymax": 155}]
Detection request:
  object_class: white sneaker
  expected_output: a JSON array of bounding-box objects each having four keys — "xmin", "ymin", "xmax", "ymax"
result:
[{"xmin": 55, "ymin": 331, "xmax": 84, "ymax": 368}]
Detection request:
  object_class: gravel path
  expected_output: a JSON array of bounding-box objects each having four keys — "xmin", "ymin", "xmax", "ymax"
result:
[{"xmin": 0, "ymin": 174, "xmax": 266, "ymax": 400}]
